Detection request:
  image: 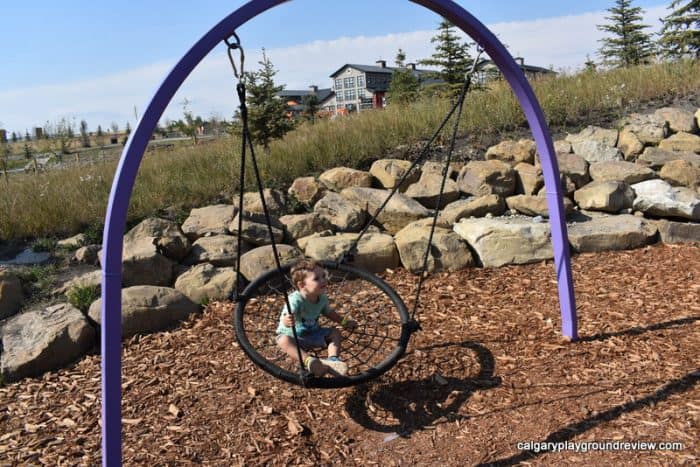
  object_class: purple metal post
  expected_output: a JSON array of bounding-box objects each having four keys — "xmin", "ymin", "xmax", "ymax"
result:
[{"xmin": 101, "ymin": 0, "xmax": 577, "ymax": 464}]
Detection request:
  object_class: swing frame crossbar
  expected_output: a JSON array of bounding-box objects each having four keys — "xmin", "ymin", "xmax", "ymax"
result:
[{"xmin": 100, "ymin": 1, "xmax": 577, "ymax": 465}]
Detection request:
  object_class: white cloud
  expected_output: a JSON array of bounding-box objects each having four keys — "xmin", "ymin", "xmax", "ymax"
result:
[{"xmin": 0, "ymin": 4, "xmax": 668, "ymax": 133}]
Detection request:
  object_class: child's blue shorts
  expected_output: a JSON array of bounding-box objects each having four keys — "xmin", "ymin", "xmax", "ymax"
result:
[{"xmin": 278, "ymin": 327, "xmax": 333, "ymax": 350}]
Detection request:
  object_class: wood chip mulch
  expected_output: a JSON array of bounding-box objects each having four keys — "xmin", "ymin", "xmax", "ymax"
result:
[{"xmin": 1, "ymin": 243, "xmax": 699, "ymax": 466}]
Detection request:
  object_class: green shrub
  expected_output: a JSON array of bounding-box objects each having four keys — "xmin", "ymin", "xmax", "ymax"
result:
[
  {"xmin": 66, "ymin": 284, "xmax": 100, "ymax": 312},
  {"xmin": 31, "ymin": 237, "xmax": 57, "ymax": 252}
]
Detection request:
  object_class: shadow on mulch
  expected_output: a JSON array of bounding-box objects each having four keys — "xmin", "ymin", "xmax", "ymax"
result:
[
  {"xmin": 345, "ymin": 340, "xmax": 501, "ymax": 436},
  {"xmin": 480, "ymin": 369, "xmax": 700, "ymax": 467},
  {"xmin": 579, "ymin": 315, "xmax": 700, "ymax": 343}
]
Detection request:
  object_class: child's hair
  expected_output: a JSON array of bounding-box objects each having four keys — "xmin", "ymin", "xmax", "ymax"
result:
[{"xmin": 290, "ymin": 259, "xmax": 320, "ymax": 288}]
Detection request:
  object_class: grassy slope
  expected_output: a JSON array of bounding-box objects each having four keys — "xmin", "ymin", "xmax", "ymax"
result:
[{"xmin": 1, "ymin": 60, "xmax": 698, "ymax": 242}]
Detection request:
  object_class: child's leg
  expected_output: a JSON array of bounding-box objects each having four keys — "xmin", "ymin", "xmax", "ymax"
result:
[
  {"xmin": 326, "ymin": 328, "xmax": 342, "ymax": 358},
  {"xmin": 277, "ymin": 335, "xmax": 309, "ymax": 363},
  {"xmin": 277, "ymin": 335, "xmax": 327, "ymax": 377}
]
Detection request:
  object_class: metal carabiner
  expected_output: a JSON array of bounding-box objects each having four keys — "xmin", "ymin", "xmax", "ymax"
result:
[{"xmin": 225, "ymin": 32, "xmax": 245, "ymax": 80}]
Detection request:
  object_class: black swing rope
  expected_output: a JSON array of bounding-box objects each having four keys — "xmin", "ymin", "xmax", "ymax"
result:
[
  {"xmin": 226, "ymin": 34, "xmax": 310, "ymax": 383},
  {"xmin": 226, "ymin": 30, "xmax": 481, "ymax": 387}
]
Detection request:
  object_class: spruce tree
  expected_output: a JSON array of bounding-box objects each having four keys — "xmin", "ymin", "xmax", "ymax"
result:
[
  {"xmin": 243, "ymin": 49, "xmax": 293, "ymax": 149},
  {"xmin": 80, "ymin": 120, "xmax": 91, "ymax": 148},
  {"xmin": 419, "ymin": 20, "xmax": 473, "ymax": 95},
  {"xmin": 658, "ymin": 0, "xmax": 700, "ymax": 58},
  {"xmin": 597, "ymin": 0, "xmax": 656, "ymax": 67},
  {"xmin": 387, "ymin": 49, "xmax": 420, "ymax": 105},
  {"xmin": 301, "ymin": 93, "xmax": 320, "ymax": 123}
]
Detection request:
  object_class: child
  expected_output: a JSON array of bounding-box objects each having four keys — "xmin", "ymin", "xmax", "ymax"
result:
[{"xmin": 276, "ymin": 259, "xmax": 357, "ymax": 377}]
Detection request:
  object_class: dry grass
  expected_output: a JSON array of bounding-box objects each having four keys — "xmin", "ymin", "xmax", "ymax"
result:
[{"xmin": 1, "ymin": 60, "xmax": 698, "ymax": 241}]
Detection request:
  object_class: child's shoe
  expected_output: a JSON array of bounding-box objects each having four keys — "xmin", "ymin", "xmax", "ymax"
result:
[
  {"xmin": 321, "ymin": 356, "xmax": 348, "ymax": 376},
  {"xmin": 304, "ymin": 356, "xmax": 326, "ymax": 377}
]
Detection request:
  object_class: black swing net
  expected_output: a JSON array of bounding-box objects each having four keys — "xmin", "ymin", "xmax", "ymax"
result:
[{"xmin": 225, "ymin": 33, "xmax": 481, "ymax": 389}]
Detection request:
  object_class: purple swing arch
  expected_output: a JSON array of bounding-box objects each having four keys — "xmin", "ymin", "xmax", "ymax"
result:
[{"xmin": 100, "ymin": 0, "xmax": 578, "ymax": 464}]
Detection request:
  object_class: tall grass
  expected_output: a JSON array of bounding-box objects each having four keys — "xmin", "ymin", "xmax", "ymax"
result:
[{"xmin": 1, "ymin": 60, "xmax": 698, "ymax": 241}]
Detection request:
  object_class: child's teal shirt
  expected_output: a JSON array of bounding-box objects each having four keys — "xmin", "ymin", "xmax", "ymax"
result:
[{"xmin": 276, "ymin": 290, "xmax": 331, "ymax": 337}]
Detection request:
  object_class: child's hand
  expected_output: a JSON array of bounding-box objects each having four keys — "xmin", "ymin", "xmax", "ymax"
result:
[
  {"xmin": 344, "ymin": 319, "xmax": 358, "ymax": 331},
  {"xmin": 283, "ymin": 313, "xmax": 295, "ymax": 328}
]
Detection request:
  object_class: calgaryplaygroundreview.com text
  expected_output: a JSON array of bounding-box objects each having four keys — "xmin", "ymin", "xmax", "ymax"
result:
[{"xmin": 516, "ymin": 440, "xmax": 685, "ymax": 453}]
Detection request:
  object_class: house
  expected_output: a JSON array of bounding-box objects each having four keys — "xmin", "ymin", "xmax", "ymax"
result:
[
  {"xmin": 474, "ymin": 57, "xmax": 555, "ymax": 85},
  {"xmin": 325, "ymin": 60, "xmax": 437, "ymax": 114},
  {"xmin": 276, "ymin": 86, "xmax": 333, "ymax": 118}
]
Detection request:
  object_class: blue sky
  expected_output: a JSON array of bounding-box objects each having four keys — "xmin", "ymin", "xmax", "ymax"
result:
[{"xmin": 1, "ymin": 0, "xmax": 669, "ymax": 134}]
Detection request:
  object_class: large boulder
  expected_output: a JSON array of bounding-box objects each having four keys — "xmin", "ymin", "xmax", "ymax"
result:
[
  {"xmin": 588, "ymin": 161, "xmax": 655, "ymax": 185},
  {"xmin": 73, "ymin": 245, "xmax": 100, "ymax": 264},
  {"xmin": 514, "ymin": 163, "xmax": 544, "ymax": 195},
  {"xmin": 631, "ymin": 179, "xmax": 700, "ymax": 221},
  {"xmin": 0, "ymin": 269, "xmax": 23, "ymax": 320},
  {"xmin": 278, "ymin": 213, "xmax": 332, "ymax": 240},
  {"xmin": 619, "ymin": 113, "xmax": 668, "ymax": 145},
  {"xmin": 124, "ymin": 217, "xmax": 191, "ymax": 262},
  {"xmin": 653, "ymin": 220, "xmax": 700, "ymax": 244},
  {"xmin": 506, "ymin": 195, "xmax": 574, "ymax": 217},
  {"xmin": 369, "ymin": 159, "xmax": 420, "ymax": 191},
  {"xmin": 288, "ymin": 176, "xmax": 325, "ymax": 205},
  {"xmin": 241, "ymin": 189, "xmax": 287, "ymax": 216},
  {"xmin": 313, "ymin": 192, "xmax": 366, "ymax": 232},
  {"xmin": 319, "ymin": 167, "xmax": 373, "ymax": 192},
  {"xmin": 660, "ymin": 160, "xmax": 700, "ymax": 189},
  {"xmin": 57, "ymin": 233, "xmax": 87, "ymax": 250},
  {"xmin": 340, "ymin": 187, "xmax": 430, "ymax": 234},
  {"xmin": 485, "ymin": 139, "xmax": 536, "ymax": 165},
  {"xmin": 556, "ymin": 152, "xmax": 590, "ymax": 188},
  {"xmin": 404, "ymin": 173, "xmax": 460, "ymax": 209},
  {"xmin": 421, "ymin": 161, "xmax": 462, "ymax": 179},
  {"xmin": 574, "ymin": 181, "xmax": 634, "ymax": 213},
  {"xmin": 617, "ymin": 128, "xmax": 644, "ymax": 161},
  {"xmin": 636, "ymin": 147, "xmax": 700, "ymax": 170},
  {"xmin": 658, "ymin": 132, "xmax": 700, "ymax": 153},
  {"xmin": 567, "ymin": 214, "xmax": 657, "ymax": 253},
  {"xmin": 181, "ymin": 204, "xmax": 237, "ymax": 240},
  {"xmin": 566, "ymin": 125, "xmax": 619, "ymax": 147},
  {"xmin": 654, "ymin": 107, "xmax": 698, "ymax": 134},
  {"xmin": 453, "ymin": 218, "xmax": 553, "ymax": 267},
  {"xmin": 174, "ymin": 263, "xmax": 236, "ymax": 304},
  {"xmin": 183, "ymin": 234, "xmax": 251, "ymax": 267},
  {"xmin": 121, "ymin": 236, "xmax": 176, "ymax": 287},
  {"xmin": 238, "ymin": 245, "xmax": 304, "ymax": 282},
  {"xmin": 566, "ymin": 126, "xmax": 620, "ymax": 163},
  {"xmin": 394, "ymin": 224, "xmax": 473, "ymax": 273},
  {"xmin": 304, "ymin": 233, "xmax": 399, "ymax": 273},
  {"xmin": 439, "ymin": 195, "xmax": 506, "ymax": 224},
  {"xmin": 456, "ymin": 160, "xmax": 516, "ymax": 197},
  {"xmin": 89, "ymin": 286, "xmax": 199, "ymax": 339},
  {"xmin": 56, "ymin": 269, "xmax": 102, "ymax": 296},
  {"xmin": 1, "ymin": 303, "xmax": 95, "ymax": 382},
  {"xmin": 228, "ymin": 212, "xmax": 285, "ymax": 246}
]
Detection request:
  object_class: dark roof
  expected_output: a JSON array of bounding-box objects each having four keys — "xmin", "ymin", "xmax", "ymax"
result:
[
  {"xmin": 475, "ymin": 59, "xmax": 555, "ymax": 75},
  {"xmin": 276, "ymin": 88, "xmax": 334, "ymax": 102},
  {"xmin": 330, "ymin": 63, "xmax": 434, "ymax": 77}
]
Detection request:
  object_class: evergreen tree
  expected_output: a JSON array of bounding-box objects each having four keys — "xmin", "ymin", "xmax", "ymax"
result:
[
  {"xmin": 11, "ymin": 132, "xmax": 18, "ymax": 143},
  {"xmin": 79, "ymin": 119, "xmax": 91, "ymax": 148},
  {"xmin": 597, "ymin": 0, "xmax": 656, "ymax": 67},
  {"xmin": 584, "ymin": 54, "xmax": 598, "ymax": 72},
  {"xmin": 95, "ymin": 125, "xmax": 105, "ymax": 147},
  {"xmin": 24, "ymin": 130, "xmax": 31, "ymax": 141},
  {"xmin": 419, "ymin": 20, "xmax": 474, "ymax": 95},
  {"xmin": 387, "ymin": 49, "xmax": 420, "ymax": 105},
  {"xmin": 243, "ymin": 50, "xmax": 294, "ymax": 149},
  {"xmin": 658, "ymin": 0, "xmax": 700, "ymax": 58}
]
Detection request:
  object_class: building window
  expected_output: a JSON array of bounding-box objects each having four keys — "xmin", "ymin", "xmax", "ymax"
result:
[
  {"xmin": 335, "ymin": 78, "xmax": 343, "ymax": 90},
  {"xmin": 344, "ymin": 89, "xmax": 356, "ymax": 100},
  {"xmin": 336, "ymin": 93, "xmax": 344, "ymax": 102},
  {"xmin": 357, "ymin": 75, "xmax": 365, "ymax": 88},
  {"xmin": 343, "ymin": 77, "xmax": 355, "ymax": 88},
  {"xmin": 357, "ymin": 89, "xmax": 365, "ymax": 99},
  {"xmin": 337, "ymin": 104, "xmax": 344, "ymax": 110}
]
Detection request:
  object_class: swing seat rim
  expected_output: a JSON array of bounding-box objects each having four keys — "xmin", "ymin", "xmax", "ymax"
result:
[{"xmin": 233, "ymin": 260, "xmax": 412, "ymax": 388}]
